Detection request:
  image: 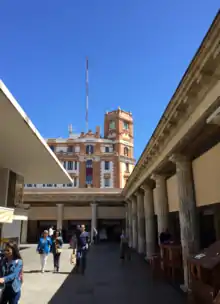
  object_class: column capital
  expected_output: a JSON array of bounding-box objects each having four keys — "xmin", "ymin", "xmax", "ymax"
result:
[
  {"xmin": 134, "ymin": 189, "xmax": 144, "ymax": 197},
  {"xmin": 125, "ymin": 198, "xmax": 132, "ymax": 204},
  {"xmin": 151, "ymin": 173, "xmax": 167, "ymax": 182},
  {"xmin": 56, "ymin": 203, "xmax": 63, "ymax": 207},
  {"xmin": 90, "ymin": 202, "xmax": 97, "ymax": 206},
  {"xmin": 140, "ymin": 182, "xmax": 152, "ymax": 192},
  {"xmin": 169, "ymin": 153, "xmax": 190, "ymax": 164}
]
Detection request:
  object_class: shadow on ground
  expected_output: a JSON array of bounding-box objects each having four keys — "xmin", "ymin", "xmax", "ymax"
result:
[{"xmin": 48, "ymin": 244, "xmax": 187, "ymax": 304}]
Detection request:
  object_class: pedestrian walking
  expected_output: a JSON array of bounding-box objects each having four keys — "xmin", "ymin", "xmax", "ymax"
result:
[
  {"xmin": 120, "ymin": 230, "xmax": 131, "ymax": 260},
  {"xmin": 0, "ymin": 242, "xmax": 23, "ymax": 304},
  {"xmin": 37, "ymin": 230, "xmax": 52, "ymax": 273},
  {"xmin": 51, "ymin": 230, "xmax": 63, "ymax": 273}
]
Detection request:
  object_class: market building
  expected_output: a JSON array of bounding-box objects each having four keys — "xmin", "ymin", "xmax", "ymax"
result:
[{"xmin": 123, "ymin": 11, "xmax": 220, "ymax": 292}]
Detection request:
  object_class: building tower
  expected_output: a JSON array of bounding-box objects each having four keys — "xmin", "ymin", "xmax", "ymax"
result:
[{"xmin": 104, "ymin": 107, "xmax": 134, "ymax": 188}]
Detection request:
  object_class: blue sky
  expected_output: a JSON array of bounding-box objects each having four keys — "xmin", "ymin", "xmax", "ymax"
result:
[{"xmin": 0, "ymin": 1, "xmax": 219, "ymax": 160}]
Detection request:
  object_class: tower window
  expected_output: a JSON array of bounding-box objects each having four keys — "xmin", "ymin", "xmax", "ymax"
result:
[
  {"xmin": 125, "ymin": 163, "xmax": 129, "ymax": 172},
  {"xmin": 123, "ymin": 121, "xmax": 129, "ymax": 130},
  {"xmin": 109, "ymin": 120, "xmax": 116, "ymax": 129},
  {"xmin": 86, "ymin": 145, "xmax": 94, "ymax": 154},
  {"xmin": 124, "ymin": 147, "xmax": 129, "ymax": 157},
  {"xmin": 74, "ymin": 161, "xmax": 78, "ymax": 170},
  {"xmin": 105, "ymin": 146, "xmax": 110, "ymax": 153},
  {"xmin": 49, "ymin": 145, "xmax": 55, "ymax": 152},
  {"xmin": 104, "ymin": 161, "xmax": 110, "ymax": 170}
]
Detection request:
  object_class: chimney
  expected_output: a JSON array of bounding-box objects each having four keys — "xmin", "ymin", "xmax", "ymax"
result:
[{"xmin": 96, "ymin": 126, "xmax": 100, "ymax": 137}]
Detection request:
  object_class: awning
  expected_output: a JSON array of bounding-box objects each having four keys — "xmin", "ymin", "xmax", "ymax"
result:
[
  {"xmin": 0, "ymin": 207, "xmax": 14, "ymax": 223},
  {"xmin": 0, "ymin": 80, "xmax": 72, "ymax": 184}
]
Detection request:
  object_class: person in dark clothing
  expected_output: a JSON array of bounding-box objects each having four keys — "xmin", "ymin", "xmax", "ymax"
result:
[
  {"xmin": 160, "ymin": 228, "xmax": 171, "ymax": 244},
  {"xmin": 51, "ymin": 231, "xmax": 63, "ymax": 272},
  {"xmin": 75, "ymin": 225, "xmax": 89, "ymax": 274},
  {"xmin": 74, "ymin": 225, "xmax": 82, "ymax": 270}
]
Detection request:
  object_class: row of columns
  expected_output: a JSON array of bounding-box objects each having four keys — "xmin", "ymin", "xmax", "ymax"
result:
[{"xmin": 126, "ymin": 154, "xmax": 198, "ymax": 290}]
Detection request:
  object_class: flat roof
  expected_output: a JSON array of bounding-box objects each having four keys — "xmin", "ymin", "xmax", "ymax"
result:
[{"xmin": 0, "ymin": 80, "xmax": 72, "ymax": 184}]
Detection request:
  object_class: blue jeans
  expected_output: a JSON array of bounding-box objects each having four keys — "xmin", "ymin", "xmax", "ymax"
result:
[{"xmin": 1, "ymin": 286, "xmax": 21, "ymax": 304}]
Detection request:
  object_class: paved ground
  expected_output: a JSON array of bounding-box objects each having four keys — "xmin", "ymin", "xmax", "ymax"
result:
[{"xmin": 20, "ymin": 244, "xmax": 186, "ymax": 304}]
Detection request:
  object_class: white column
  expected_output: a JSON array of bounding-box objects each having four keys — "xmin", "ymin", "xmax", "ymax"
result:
[
  {"xmin": 141, "ymin": 183, "xmax": 156, "ymax": 259},
  {"xmin": 20, "ymin": 220, "xmax": 28, "ymax": 244},
  {"xmin": 131, "ymin": 196, "xmax": 138, "ymax": 250},
  {"xmin": 91, "ymin": 203, "xmax": 97, "ymax": 242},
  {"xmin": 151, "ymin": 174, "xmax": 169, "ymax": 243},
  {"xmin": 170, "ymin": 154, "xmax": 199, "ymax": 291},
  {"xmin": 135, "ymin": 190, "xmax": 145, "ymax": 254},
  {"xmin": 127, "ymin": 200, "xmax": 133, "ymax": 248},
  {"xmin": 56, "ymin": 204, "xmax": 64, "ymax": 230}
]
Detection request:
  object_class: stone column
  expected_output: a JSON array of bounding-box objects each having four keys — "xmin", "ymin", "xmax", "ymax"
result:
[
  {"xmin": 170, "ymin": 154, "xmax": 199, "ymax": 291},
  {"xmin": 131, "ymin": 196, "xmax": 138, "ymax": 250},
  {"xmin": 20, "ymin": 220, "xmax": 28, "ymax": 244},
  {"xmin": 127, "ymin": 200, "xmax": 133, "ymax": 248},
  {"xmin": 56, "ymin": 204, "xmax": 64, "ymax": 230},
  {"xmin": 135, "ymin": 190, "xmax": 145, "ymax": 254},
  {"xmin": 141, "ymin": 183, "xmax": 156, "ymax": 259},
  {"xmin": 151, "ymin": 174, "xmax": 169, "ymax": 242},
  {"xmin": 91, "ymin": 203, "xmax": 97, "ymax": 242}
]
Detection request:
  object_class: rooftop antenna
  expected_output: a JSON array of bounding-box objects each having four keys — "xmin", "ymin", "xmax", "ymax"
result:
[
  {"xmin": 86, "ymin": 57, "xmax": 89, "ymax": 133},
  {"xmin": 68, "ymin": 124, "xmax": 73, "ymax": 136}
]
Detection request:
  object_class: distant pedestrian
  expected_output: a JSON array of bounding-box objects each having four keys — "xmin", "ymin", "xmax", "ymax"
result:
[
  {"xmin": 120, "ymin": 230, "xmax": 131, "ymax": 260},
  {"xmin": 93, "ymin": 228, "xmax": 98, "ymax": 244},
  {"xmin": 51, "ymin": 230, "xmax": 63, "ymax": 273},
  {"xmin": 37, "ymin": 230, "xmax": 52, "ymax": 273},
  {"xmin": 48, "ymin": 226, "xmax": 54, "ymax": 238},
  {"xmin": 0, "ymin": 242, "xmax": 23, "ymax": 304}
]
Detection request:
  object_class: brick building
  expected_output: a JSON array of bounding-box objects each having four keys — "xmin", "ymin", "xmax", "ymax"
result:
[
  {"xmin": 25, "ymin": 107, "xmax": 135, "ymax": 190},
  {"xmin": 23, "ymin": 108, "xmax": 135, "ymax": 242}
]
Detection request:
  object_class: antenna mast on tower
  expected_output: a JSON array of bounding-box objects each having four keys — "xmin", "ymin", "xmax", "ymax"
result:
[{"xmin": 86, "ymin": 57, "xmax": 89, "ymax": 133}]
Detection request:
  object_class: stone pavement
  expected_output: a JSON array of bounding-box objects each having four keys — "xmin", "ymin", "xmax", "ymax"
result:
[{"xmin": 20, "ymin": 244, "xmax": 186, "ymax": 304}]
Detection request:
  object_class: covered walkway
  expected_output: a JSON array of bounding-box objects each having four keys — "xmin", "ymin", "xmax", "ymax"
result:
[{"xmin": 21, "ymin": 244, "xmax": 185, "ymax": 303}]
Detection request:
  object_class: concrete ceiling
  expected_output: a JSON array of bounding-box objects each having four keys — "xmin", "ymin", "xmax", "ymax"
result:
[{"xmin": 0, "ymin": 81, "xmax": 72, "ymax": 184}]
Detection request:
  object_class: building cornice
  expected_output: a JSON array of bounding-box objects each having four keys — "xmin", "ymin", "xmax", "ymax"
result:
[{"xmin": 123, "ymin": 11, "xmax": 220, "ymax": 198}]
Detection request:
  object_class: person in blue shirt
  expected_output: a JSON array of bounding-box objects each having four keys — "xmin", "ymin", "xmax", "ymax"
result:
[
  {"xmin": 37, "ymin": 230, "xmax": 52, "ymax": 273},
  {"xmin": 0, "ymin": 242, "xmax": 23, "ymax": 304}
]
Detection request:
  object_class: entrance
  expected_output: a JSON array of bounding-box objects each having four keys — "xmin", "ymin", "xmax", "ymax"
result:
[
  {"xmin": 98, "ymin": 219, "xmax": 124, "ymax": 242},
  {"xmin": 200, "ymin": 211, "xmax": 216, "ymax": 249}
]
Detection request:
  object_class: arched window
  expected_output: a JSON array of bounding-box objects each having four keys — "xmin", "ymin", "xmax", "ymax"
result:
[
  {"xmin": 124, "ymin": 147, "xmax": 129, "ymax": 157},
  {"xmin": 86, "ymin": 145, "xmax": 94, "ymax": 154}
]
